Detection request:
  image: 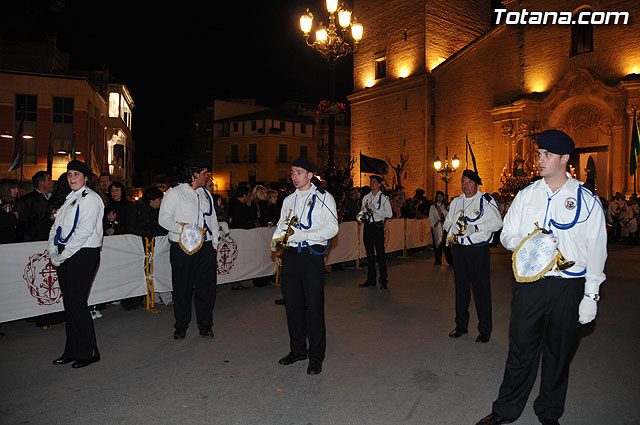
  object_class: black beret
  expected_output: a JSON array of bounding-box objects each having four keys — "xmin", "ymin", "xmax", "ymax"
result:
[
  {"xmin": 292, "ymin": 158, "xmax": 316, "ymax": 173},
  {"xmin": 462, "ymin": 169, "xmax": 482, "ymax": 185},
  {"xmin": 369, "ymin": 175, "xmax": 384, "ymax": 184},
  {"xmin": 67, "ymin": 159, "xmax": 94, "ymax": 177},
  {"xmin": 536, "ymin": 129, "xmax": 575, "ymax": 155},
  {"xmin": 183, "ymin": 158, "xmax": 209, "ymax": 170}
]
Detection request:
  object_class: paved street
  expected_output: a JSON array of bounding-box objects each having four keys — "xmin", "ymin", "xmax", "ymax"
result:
[{"xmin": 1, "ymin": 245, "xmax": 639, "ymax": 425}]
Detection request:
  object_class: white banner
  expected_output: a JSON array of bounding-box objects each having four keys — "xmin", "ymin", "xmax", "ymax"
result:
[
  {"xmin": 0, "ymin": 220, "xmax": 433, "ymax": 323},
  {"xmin": 0, "ymin": 234, "xmax": 147, "ymax": 323}
]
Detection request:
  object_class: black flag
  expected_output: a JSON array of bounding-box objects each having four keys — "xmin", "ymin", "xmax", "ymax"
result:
[{"xmin": 360, "ymin": 153, "xmax": 389, "ymax": 175}]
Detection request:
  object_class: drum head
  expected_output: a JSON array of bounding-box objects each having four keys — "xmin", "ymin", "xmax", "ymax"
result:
[{"xmin": 512, "ymin": 229, "xmax": 559, "ymax": 283}]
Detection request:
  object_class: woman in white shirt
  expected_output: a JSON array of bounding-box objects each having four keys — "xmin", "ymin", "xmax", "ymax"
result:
[{"xmin": 48, "ymin": 160, "xmax": 104, "ymax": 369}]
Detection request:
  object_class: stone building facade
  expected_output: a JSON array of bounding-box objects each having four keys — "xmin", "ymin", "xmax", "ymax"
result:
[{"xmin": 350, "ymin": 0, "xmax": 640, "ymax": 199}]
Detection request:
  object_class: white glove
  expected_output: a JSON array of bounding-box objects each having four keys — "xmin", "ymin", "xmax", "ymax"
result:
[
  {"xmin": 578, "ymin": 296, "xmax": 598, "ymax": 324},
  {"xmin": 49, "ymin": 253, "xmax": 64, "ymax": 267},
  {"xmin": 278, "ymin": 220, "xmax": 291, "ymax": 233},
  {"xmin": 288, "ymin": 229, "xmax": 309, "ymax": 244}
]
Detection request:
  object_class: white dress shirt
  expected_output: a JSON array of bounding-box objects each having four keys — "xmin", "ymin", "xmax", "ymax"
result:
[
  {"xmin": 360, "ymin": 190, "xmax": 393, "ymax": 223},
  {"xmin": 500, "ymin": 175, "xmax": 607, "ymax": 294},
  {"xmin": 443, "ymin": 190, "xmax": 503, "ymax": 246},
  {"xmin": 47, "ymin": 185, "xmax": 104, "ymax": 264},
  {"xmin": 159, "ymin": 183, "xmax": 219, "ymax": 245},
  {"xmin": 272, "ymin": 185, "xmax": 339, "ymax": 248}
]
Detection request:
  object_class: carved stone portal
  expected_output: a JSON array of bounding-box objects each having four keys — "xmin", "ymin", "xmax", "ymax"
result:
[{"xmin": 557, "ymin": 104, "xmax": 612, "ymax": 136}]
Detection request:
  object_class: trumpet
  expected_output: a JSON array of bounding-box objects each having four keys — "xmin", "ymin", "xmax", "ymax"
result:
[
  {"xmin": 356, "ymin": 201, "xmax": 374, "ymax": 223},
  {"xmin": 446, "ymin": 209, "xmax": 468, "ymax": 246},
  {"xmin": 535, "ymin": 223, "xmax": 575, "ymax": 271},
  {"xmin": 271, "ymin": 209, "xmax": 299, "ymax": 251}
]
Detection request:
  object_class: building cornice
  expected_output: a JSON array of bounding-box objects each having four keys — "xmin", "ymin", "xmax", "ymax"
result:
[
  {"xmin": 348, "ymin": 73, "xmax": 428, "ymax": 105},
  {"xmin": 432, "ymin": 24, "xmax": 507, "ymax": 74}
]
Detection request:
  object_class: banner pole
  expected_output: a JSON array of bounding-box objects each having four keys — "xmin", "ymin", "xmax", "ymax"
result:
[
  {"xmin": 398, "ymin": 218, "xmax": 409, "ymax": 258},
  {"xmin": 143, "ymin": 237, "xmax": 160, "ymax": 314},
  {"xmin": 359, "ymin": 150, "xmax": 362, "ymax": 187}
]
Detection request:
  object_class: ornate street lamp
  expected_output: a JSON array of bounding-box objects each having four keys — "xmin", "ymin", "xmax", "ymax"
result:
[
  {"xmin": 299, "ymin": 1, "xmax": 363, "ymax": 171},
  {"xmin": 433, "ymin": 146, "xmax": 459, "ymax": 200}
]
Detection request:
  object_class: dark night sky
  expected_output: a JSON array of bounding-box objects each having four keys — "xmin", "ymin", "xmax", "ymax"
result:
[{"xmin": 1, "ymin": 0, "xmax": 354, "ymax": 175}]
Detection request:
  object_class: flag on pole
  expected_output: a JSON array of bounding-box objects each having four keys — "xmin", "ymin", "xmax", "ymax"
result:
[
  {"xmin": 360, "ymin": 152, "xmax": 389, "ymax": 175},
  {"xmin": 466, "ymin": 133, "xmax": 478, "ymax": 173},
  {"xmin": 630, "ymin": 108, "xmax": 640, "ymax": 176},
  {"xmin": 8, "ymin": 117, "xmax": 24, "ymax": 172},
  {"xmin": 47, "ymin": 122, "xmax": 54, "ymax": 175}
]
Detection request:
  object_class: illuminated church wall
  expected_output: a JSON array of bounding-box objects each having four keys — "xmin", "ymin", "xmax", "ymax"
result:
[
  {"xmin": 351, "ymin": 0, "xmax": 640, "ymax": 198},
  {"xmin": 350, "ymin": 0, "xmax": 490, "ymax": 195},
  {"xmin": 433, "ymin": 0, "xmax": 640, "ymax": 198}
]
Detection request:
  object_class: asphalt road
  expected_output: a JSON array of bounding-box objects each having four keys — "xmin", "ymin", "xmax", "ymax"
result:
[{"xmin": 1, "ymin": 245, "xmax": 638, "ymax": 425}]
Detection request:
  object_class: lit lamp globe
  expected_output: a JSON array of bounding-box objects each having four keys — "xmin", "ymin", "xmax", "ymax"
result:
[
  {"xmin": 300, "ymin": 10, "xmax": 313, "ymax": 33},
  {"xmin": 351, "ymin": 20, "xmax": 363, "ymax": 41},
  {"xmin": 316, "ymin": 26, "xmax": 328, "ymax": 43},
  {"xmin": 434, "ymin": 157, "xmax": 442, "ymax": 170},
  {"xmin": 451, "ymin": 155, "xmax": 460, "ymax": 169},
  {"xmin": 326, "ymin": 0, "xmax": 338, "ymax": 13},
  {"xmin": 338, "ymin": 8, "xmax": 351, "ymax": 28}
]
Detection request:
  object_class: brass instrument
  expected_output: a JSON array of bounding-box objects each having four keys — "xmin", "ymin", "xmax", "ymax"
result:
[
  {"xmin": 445, "ymin": 209, "xmax": 468, "ymax": 246},
  {"xmin": 356, "ymin": 200, "xmax": 374, "ymax": 223},
  {"xmin": 271, "ymin": 209, "xmax": 299, "ymax": 251},
  {"xmin": 535, "ymin": 223, "xmax": 575, "ymax": 271}
]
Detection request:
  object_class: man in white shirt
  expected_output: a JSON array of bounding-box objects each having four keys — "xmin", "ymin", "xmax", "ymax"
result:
[
  {"xmin": 476, "ymin": 129, "xmax": 607, "ymax": 425},
  {"xmin": 358, "ymin": 175, "xmax": 393, "ymax": 289},
  {"xmin": 159, "ymin": 159, "xmax": 219, "ymax": 340},
  {"xmin": 272, "ymin": 158, "xmax": 339, "ymax": 375},
  {"xmin": 443, "ymin": 170, "xmax": 503, "ymax": 343}
]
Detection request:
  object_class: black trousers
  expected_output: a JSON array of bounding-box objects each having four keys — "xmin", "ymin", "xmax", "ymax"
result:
[
  {"xmin": 493, "ymin": 277, "xmax": 584, "ymax": 421},
  {"xmin": 169, "ymin": 242, "xmax": 217, "ymax": 331},
  {"xmin": 281, "ymin": 247, "xmax": 326, "ymax": 362},
  {"xmin": 363, "ymin": 222, "xmax": 387, "ymax": 284},
  {"xmin": 57, "ymin": 247, "xmax": 100, "ymax": 360},
  {"xmin": 451, "ymin": 244, "xmax": 492, "ymax": 335}
]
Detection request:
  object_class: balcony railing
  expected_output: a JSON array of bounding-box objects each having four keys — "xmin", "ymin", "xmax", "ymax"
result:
[
  {"xmin": 225, "ymin": 155, "xmax": 240, "ymax": 163},
  {"xmin": 243, "ymin": 155, "xmax": 258, "ymax": 163}
]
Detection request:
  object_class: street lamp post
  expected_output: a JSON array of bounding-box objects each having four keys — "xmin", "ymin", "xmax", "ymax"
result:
[
  {"xmin": 433, "ymin": 146, "xmax": 460, "ymax": 200},
  {"xmin": 299, "ymin": 0, "xmax": 363, "ymax": 171}
]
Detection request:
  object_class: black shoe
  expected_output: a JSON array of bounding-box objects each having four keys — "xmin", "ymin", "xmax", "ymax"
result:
[
  {"xmin": 476, "ymin": 333, "xmax": 491, "ymax": 343},
  {"xmin": 359, "ymin": 281, "xmax": 376, "ymax": 287},
  {"xmin": 278, "ymin": 352, "xmax": 307, "ymax": 365},
  {"xmin": 538, "ymin": 419, "xmax": 560, "ymax": 425},
  {"xmin": 448, "ymin": 328, "xmax": 468, "ymax": 338},
  {"xmin": 232, "ymin": 285, "xmax": 250, "ymax": 291},
  {"xmin": 274, "ymin": 298, "xmax": 286, "ymax": 305},
  {"xmin": 307, "ymin": 359, "xmax": 322, "ymax": 375},
  {"xmin": 379, "ymin": 281, "xmax": 388, "ymax": 290},
  {"xmin": 71, "ymin": 353, "xmax": 100, "ymax": 369},
  {"xmin": 52, "ymin": 356, "xmax": 74, "ymax": 365},
  {"xmin": 199, "ymin": 328, "xmax": 214, "ymax": 338},
  {"xmin": 475, "ymin": 412, "xmax": 513, "ymax": 425},
  {"xmin": 173, "ymin": 328, "xmax": 186, "ymax": 340}
]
